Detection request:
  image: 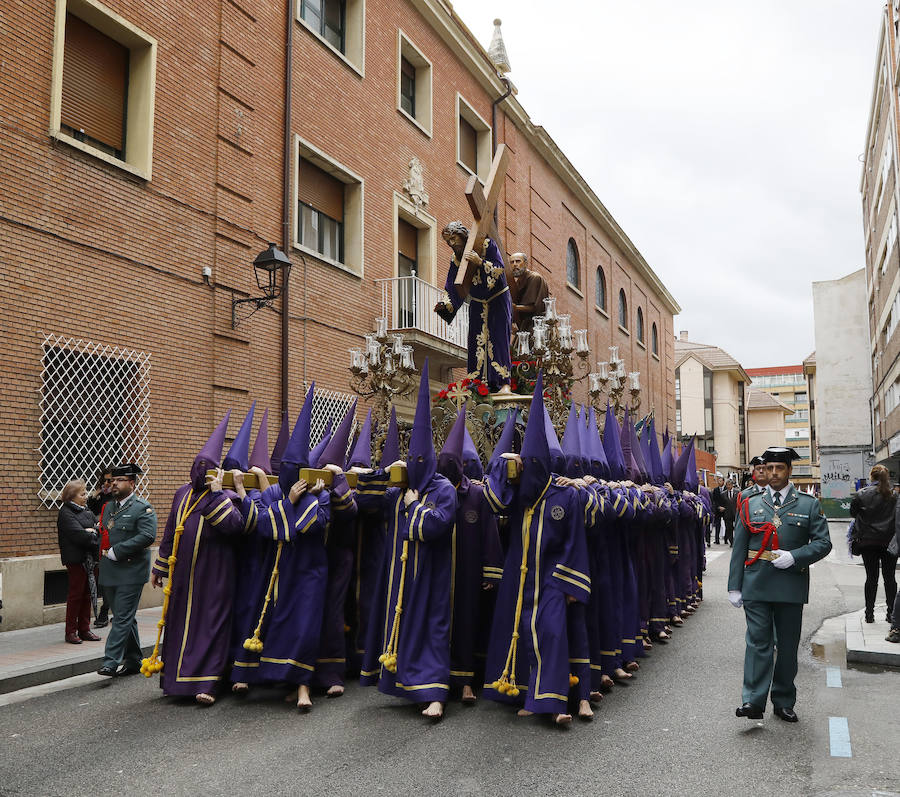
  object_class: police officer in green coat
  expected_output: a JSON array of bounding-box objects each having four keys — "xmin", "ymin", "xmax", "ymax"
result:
[
  {"xmin": 740, "ymin": 456, "xmax": 768, "ymax": 499},
  {"xmin": 727, "ymin": 447, "xmax": 832, "ymax": 722},
  {"xmin": 97, "ymin": 463, "xmax": 157, "ymax": 677}
]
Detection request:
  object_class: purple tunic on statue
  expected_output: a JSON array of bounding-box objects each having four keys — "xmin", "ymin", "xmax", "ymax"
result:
[
  {"xmin": 152, "ymin": 486, "xmax": 244, "ymax": 697},
  {"xmin": 359, "ymin": 476, "xmax": 457, "ymax": 704},
  {"xmin": 231, "ymin": 487, "xmax": 330, "ymax": 685},
  {"xmin": 449, "ymin": 478, "xmax": 503, "ymax": 688},
  {"xmin": 482, "ymin": 463, "xmax": 591, "ymax": 715},
  {"xmin": 439, "ymin": 237, "xmax": 512, "ymax": 391}
]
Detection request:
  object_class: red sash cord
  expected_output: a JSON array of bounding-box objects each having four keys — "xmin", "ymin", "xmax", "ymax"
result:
[{"xmin": 738, "ymin": 494, "xmax": 780, "ymax": 567}]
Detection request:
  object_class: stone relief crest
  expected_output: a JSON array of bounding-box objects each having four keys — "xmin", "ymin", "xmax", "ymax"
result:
[{"xmin": 403, "ymin": 157, "xmax": 429, "ymax": 209}]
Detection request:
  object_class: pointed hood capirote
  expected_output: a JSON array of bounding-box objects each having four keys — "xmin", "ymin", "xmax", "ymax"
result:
[
  {"xmin": 626, "ymin": 411, "xmax": 649, "ymax": 484},
  {"xmin": 602, "ymin": 402, "xmax": 625, "ymax": 480},
  {"xmin": 437, "ymin": 409, "xmax": 467, "ymax": 485},
  {"xmin": 317, "ymin": 400, "xmax": 357, "ymax": 468},
  {"xmin": 488, "ymin": 408, "xmax": 518, "ymax": 472},
  {"xmin": 249, "ymin": 408, "xmax": 272, "ymax": 474},
  {"xmin": 684, "ymin": 437, "xmax": 699, "ymax": 493},
  {"xmin": 646, "ymin": 417, "xmax": 664, "ymax": 486},
  {"xmin": 407, "ymin": 358, "xmax": 437, "ymax": 492},
  {"xmin": 586, "ymin": 406, "xmax": 610, "ymax": 479},
  {"xmin": 269, "ymin": 411, "xmax": 291, "ymax": 476},
  {"xmin": 279, "ymin": 384, "xmax": 314, "ymax": 491},
  {"xmin": 379, "ymin": 406, "xmax": 401, "ymax": 470},
  {"xmin": 347, "ymin": 408, "xmax": 373, "ymax": 468},
  {"xmin": 671, "ymin": 438, "xmax": 691, "ymax": 491},
  {"xmin": 544, "ymin": 412, "xmax": 566, "ymax": 475},
  {"xmin": 308, "ymin": 421, "xmax": 333, "ymax": 472},
  {"xmin": 519, "ymin": 371, "xmax": 553, "ymax": 504},
  {"xmin": 223, "ymin": 402, "xmax": 256, "ymax": 472},
  {"xmin": 619, "ymin": 407, "xmax": 640, "ymax": 483},
  {"xmin": 661, "ymin": 435, "xmax": 673, "ymax": 484},
  {"xmin": 191, "ymin": 410, "xmax": 231, "ymax": 490},
  {"xmin": 461, "ymin": 423, "xmax": 484, "ymax": 480},
  {"xmin": 561, "ymin": 402, "xmax": 584, "ymax": 478}
]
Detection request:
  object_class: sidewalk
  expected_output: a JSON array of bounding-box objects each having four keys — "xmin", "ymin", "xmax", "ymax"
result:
[
  {"xmin": 0, "ymin": 607, "xmax": 161, "ymax": 694},
  {"xmin": 844, "ymin": 606, "xmax": 900, "ymax": 666}
]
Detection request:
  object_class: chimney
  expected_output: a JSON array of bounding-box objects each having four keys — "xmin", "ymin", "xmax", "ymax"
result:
[{"xmin": 679, "ymin": 330, "xmax": 688, "ymax": 341}]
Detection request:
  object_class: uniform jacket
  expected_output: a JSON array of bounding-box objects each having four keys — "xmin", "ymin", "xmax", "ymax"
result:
[
  {"xmin": 727, "ymin": 485, "xmax": 832, "ymax": 604},
  {"xmin": 98, "ymin": 493, "xmax": 157, "ymax": 586}
]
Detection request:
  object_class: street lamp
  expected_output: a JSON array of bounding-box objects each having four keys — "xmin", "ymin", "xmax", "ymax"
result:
[{"xmin": 232, "ymin": 243, "xmax": 293, "ymax": 327}]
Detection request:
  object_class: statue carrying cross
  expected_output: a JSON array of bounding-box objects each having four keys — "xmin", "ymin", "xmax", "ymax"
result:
[{"xmin": 433, "ymin": 144, "xmax": 513, "ymax": 394}]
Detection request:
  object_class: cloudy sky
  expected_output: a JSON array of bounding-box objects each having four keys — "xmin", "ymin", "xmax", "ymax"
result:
[{"xmin": 450, "ymin": 0, "xmax": 883, "ymax": 368}]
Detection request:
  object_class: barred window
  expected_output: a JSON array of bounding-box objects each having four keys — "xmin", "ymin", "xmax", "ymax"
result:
[
  {"xmin": 39, "ymin": 333, "xmax": 151, "ymax": 506},
  {"xmin": 308, "ymin": 385, "xmax": 356, "ymax": 460}
]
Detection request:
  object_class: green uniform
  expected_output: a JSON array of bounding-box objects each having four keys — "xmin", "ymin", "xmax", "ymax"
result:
[
  {"xmin": 728, "ymin": 485, "xmax": 831, "ymax": 710},
  {"xmin": 99, "ymin": 493, "xmax": 157, "ymax": 670}
]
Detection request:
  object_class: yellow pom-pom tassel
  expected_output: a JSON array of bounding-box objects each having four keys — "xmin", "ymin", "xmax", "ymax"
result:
[
  {"xmin": 378, "ymin": 653, "xmax": 387, "ymax": 664},
  {"xmin": 491, "ymin": 680, "xmax": 501, "ymax": 690},
  {"xmin": 510, "ymin": 687, "xmax": 520, "ymax": 697},
  {"xmin": 569, "ymin": 674, "xmax": 579, "ymax": 687}
]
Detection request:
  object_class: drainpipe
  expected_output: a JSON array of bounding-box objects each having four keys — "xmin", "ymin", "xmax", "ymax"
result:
[{"xmin": 280, "ymin": 0, "xmax": 294, "ymax": 416}]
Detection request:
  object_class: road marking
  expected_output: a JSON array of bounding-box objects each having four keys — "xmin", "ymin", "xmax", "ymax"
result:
[
  {"xmin": 826, "ymin": 667, "xmax": 842, "ymax": 688},
  {"xmin": 828, "ymin": 716, "xmax": 852, "ymax": 758}
]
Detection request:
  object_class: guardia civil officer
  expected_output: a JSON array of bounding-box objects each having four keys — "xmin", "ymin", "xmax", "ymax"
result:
[
  {"xmin": 97, "ymin": 464, "xmax": 157, "ymax": 677},
  {"xmin": 727, "ymin": 447, "xmax": 832, "ymax": 722},
  {"xmin": 740, "ymin": 456, "xmax": 768, "ymax": 499}
]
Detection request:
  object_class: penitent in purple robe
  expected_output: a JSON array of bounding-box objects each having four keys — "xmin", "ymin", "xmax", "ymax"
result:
[
  {"xmin": 152, "ymin": 486, "xmax": 245, "ymax": 697},
  {"xmin": 231, "ymin": 487, "xmax": 331, "ymax": 685},
  {"xmin": 449, "ymin": 478, "xmax": 503, "ymax": 689},
  {"xmin": 359, "ymin": 476, "xmax": 457, "ymax": 704},
  {"xmin": 482, "ymin": 463, "xmax": 591, "ymax": 715},
  {"xmin": 439, "ymin": 237, "xmax": 512, "ymax": 391}
]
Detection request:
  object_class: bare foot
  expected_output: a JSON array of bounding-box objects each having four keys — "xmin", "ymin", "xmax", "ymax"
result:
[
  {"xmin": 461, "ymin": 685, "xmax": 476, "ymax": 705},
  {"xmin": 517, "ymin": 708, "xmax": 534, "ymax": 717},
  {"xmin": 578, "ymin": 699, "xmax": 594, "ymax": 720},
  {"xmin": 421, "ymin": 701, "xmax": 444, "ymax": 720},
  {"xmin": 600, "ymin": 674, "xmax": 614, "ymax": 692},
  {"xmin": 496, "ymin": 384, "xmax": 513, "ymax": 395},
  {"xmin": 612, "ymin": 668, "xmax": 632, "ymax": 681},
  {"xmin": 589, "ymin": 690, "xmax": 603, "ymax": 704},
  {"xmin": 643, "ymin": 638, "xmax": 653, "ymax": 651},
  {"xmin": 326, "ymin": 684, "xmax": 344, "ymax": 698},
  {"xmin": 195, "ymin": 693, "xmax": 215, "ymax": 706},
  {"xmin": 553, "ymin": 713, "xmax": 573, "ymax": 726},
  {"xmin": 670, "ymin": 616, "xmax": 684, "ymax": 627},
  {"xmin": 231, "ymin": 682, "xmax": 249, "ymax": 694},
  {"xmin": 297, "ymin": 684, "xmax": 312, "ymax": 711},
  {"xmin": 624, "ymin": 661, "xmax": 639, "ymax": 672}
]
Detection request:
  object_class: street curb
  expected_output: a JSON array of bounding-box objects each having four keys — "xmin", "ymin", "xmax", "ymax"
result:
[
  {"xmin": 845, "ymin": 611, "xmax": 900, "ymax": 667},
  {"xmin": 0, "ymin": 644, "xmax": 153, "ymax": 695}
]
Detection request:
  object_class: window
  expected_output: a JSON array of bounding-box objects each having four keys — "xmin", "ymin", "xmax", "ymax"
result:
[
  {"xmin": 675, "ymin": 376, "xmax": 681, "ymax": 401},
  {"xmin": 618, "ymin": 289, "xmax": 628, "ymax": 329},
  {"xmin": 309, "ymin": 385, "xmax": 355, "ymax": 451},
  {"xmin": 795, "ymin": 391, "xmax": 808, "ymax": 403},
  {"xmin": 392, "ymin": 191, "xmax": 440, "ymax": 337},
  {"xmin": 595, "ymin": 266, "xmax": 607, "ymax": 311},
  {"xmin": 456, "ymin": 94, "xmax": 491, "ymax": 181},
  {"xmin": 39, "ymin": 332, "xmax": 151, "ymax": 507},
  {"xmin": 297, "ymin": 0, "xmax": 364, "ymax": 73},
  {"xmin": 397, "ymin": 218, "xmax": 417, "ymax": 328},
  {"xmin": 675, "ymin": 408, "xmax": 682, "ymax": 435},
  {"xmin": 566, "ymin": 238, "xmax": 580, "ymax": 289},
  {"xmin": 397, "ymin": 32, "xmax": 432, "ymax": 136},
  {"xmin": 887, "ymin": 290, "xmax": 900, "ymax": 342},
  {"xmin": 636, "ymin": 307, "xmax": 644, "ymax": 344},
  {"xmin": 49, "ymin": 0, "xmax": 157, "ymax": 179},
  {"xmin": 651, "ymin": 322, "xmax": 658, "ymax": 356},
  {"xmin": 294, "ymin": 136, "xmax": 364, "ymax": 275}
]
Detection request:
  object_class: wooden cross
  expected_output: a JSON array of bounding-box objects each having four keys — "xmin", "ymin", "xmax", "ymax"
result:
[{"xmin": 454, "ymin": 143, "xmax": 510, "ymax": 299}]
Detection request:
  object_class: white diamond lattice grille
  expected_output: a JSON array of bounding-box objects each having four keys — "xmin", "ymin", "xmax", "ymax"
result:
[
  {"xmin": 39, "ymin": 333, "xmax": 151, "ymax": 507},
  {"xmin": 307, "ymin": 385, "xmax": 356, "ymax": 461}
]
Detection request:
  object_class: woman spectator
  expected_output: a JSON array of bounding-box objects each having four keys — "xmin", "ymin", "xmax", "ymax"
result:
[
  {"xmin": 849, "ymin": 465, "xmax": 898, "ymax": 623},
  {"xmin": 57, "ymin": 479, "xmax": 101, "ymax": 644}
]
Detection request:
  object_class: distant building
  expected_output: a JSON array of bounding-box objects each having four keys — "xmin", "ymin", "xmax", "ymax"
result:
[
  {"xmin": 812, "ymin": 270, "xmax": 872, "ymax": 515},
  {"xmin": 674, "ymin": 331, "xmax": 750, "ymax": 475},
  {"xmin": 802, "ymin": 351, "xmax": 820, "ymax": 486},
  {"xmin": 744, "ymin": 366, "xmax": 816, "ymax": 492},
  {"xmin": 745, "ymin": 388, "xmax": 793, "ymax": 473}
]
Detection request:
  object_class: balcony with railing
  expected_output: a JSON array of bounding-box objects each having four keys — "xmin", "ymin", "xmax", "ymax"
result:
[{"xmin": 376, "ymin": 275, "xmax": 468, "ymax": 370}]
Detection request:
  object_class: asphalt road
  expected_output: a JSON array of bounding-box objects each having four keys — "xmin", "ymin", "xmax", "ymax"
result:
[{"xmin": 2, "ymin": 528, "xmax": 898, "ymax": 797}]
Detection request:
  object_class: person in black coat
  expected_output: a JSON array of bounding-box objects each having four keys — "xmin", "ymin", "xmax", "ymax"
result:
[
  {"xmin": 57, "ymin": 480, "xmax": 101, "ymax": 644},
  {"xmin": 850, "ymin": 465, "xmax": 898, "ymax": 623},
  {"xmin": 86, "ymin": 466, "xmax": 114, "ymax": 627},
  {"xmin": 719, "ymin": 479, "xmax": 738, "ymax": 546}
]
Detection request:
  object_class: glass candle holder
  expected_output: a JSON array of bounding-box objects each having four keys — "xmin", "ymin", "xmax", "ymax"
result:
[
  {"xmin": 608, "ymin": 345, "xmax": 619, "ymax": 362},
  {"xmin": 630, "ymin": 372, "xmax": 641, "ymax": 391},
  {"xmin": 589, "ymin": 372, "xmax": 603, "ymax": 393},
  {"xmin": 392, "ymin": 333, "xmax": 405, "ymax": 355},
  {"xmin": 574, "ymin": 329, "xmax": 589, "ymax": 354},
  {"xmin": 543, "ymin": 296, "xmax": 557, "ymax": 321},
  {"xmin": 597, "ymin": 361, "xmax": 609, "ymax": 380},
  {"xmin": 399, "ymin": 346, "xmax": 415, "ymax": 371},
  {"xmin": 375, "ymin": 317, "xmax": 389, "ymax": 339}
]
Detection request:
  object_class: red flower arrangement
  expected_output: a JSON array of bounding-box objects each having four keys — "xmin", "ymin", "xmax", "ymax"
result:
[{"xmin": 434, "ymin": 376, "xmax": 491, "ymax": 403}]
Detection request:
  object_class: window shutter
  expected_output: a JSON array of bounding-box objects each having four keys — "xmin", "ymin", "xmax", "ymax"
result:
[
  {"xmin": 398, "ymin": 219, "xmax": 418, "ymax": 261},
  {"xmin": 459, "ymin": 116, "xmax": 477, "ymax": 172},
  {"xmin": 298, "ymin": 158, "xmax": 344, "ymax": 222},
  {"xmin": 60, "ymin": 14, "xmax": 128, "ymax": 153}
]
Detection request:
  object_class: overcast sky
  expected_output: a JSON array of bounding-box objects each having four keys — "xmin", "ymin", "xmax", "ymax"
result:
[{"xmin": 450, "ymin": 0, "xmax": 883, "ymax": 368}]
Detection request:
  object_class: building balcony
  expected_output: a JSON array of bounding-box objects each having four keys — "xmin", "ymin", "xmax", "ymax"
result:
[{"xmin": 377, "ymin": 275, "xmax": 468, "ymax": 375}]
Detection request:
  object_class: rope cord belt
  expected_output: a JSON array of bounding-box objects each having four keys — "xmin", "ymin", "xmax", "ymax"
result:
[
  {"xmin": 469, "ymin": 286, "xmax": 510, "ymax": 304},
  {"xmin": 737, "ymin": 495, "xmax": 780, "ymax": 567}
]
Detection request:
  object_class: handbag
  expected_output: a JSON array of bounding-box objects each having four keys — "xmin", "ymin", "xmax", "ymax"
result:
[{"xmin": 889, "ymin": 534, "xmax": 899, "ymax": 557}]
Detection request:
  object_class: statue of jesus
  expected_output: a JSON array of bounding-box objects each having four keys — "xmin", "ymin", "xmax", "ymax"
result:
[{"xmin": 434, "ymin": 221, "xmax": 512, "ymax": 394}]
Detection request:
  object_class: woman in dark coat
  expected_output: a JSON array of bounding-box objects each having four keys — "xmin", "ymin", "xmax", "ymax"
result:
[
  {"xmin": 57, "ymin": 479, "xmax": 101, "ymax": 644},
  {"xmin": 849, "ymin": 465, "xmax": 898, "ymax": 623}
]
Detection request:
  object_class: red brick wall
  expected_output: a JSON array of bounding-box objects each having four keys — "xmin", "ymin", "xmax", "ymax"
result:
[{"xmin": 0, "ymin": 0, "xmax": 677, "ymax": 557}]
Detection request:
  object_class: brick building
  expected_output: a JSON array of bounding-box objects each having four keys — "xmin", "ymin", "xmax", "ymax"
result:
[{"xmin": 0, "ymin": 0, "xmax": 679, "ymax": 627}]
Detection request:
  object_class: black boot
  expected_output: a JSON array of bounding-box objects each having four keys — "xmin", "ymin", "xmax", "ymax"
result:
[
  {"xmin": 94, "ymin": 606, "xmax": 109, "ymax": 628},
  {"xmin": 864, "ymin": 608, "xmax": 875, "ymax": 624}
]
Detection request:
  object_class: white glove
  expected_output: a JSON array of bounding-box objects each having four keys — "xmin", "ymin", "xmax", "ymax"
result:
[
  {"xmin": 105, "ymin": 547, "xmax": 118, "ymax": 562},
  {"xmin": 728, "ymin": 590, "xmax": 743, "ymax": 608},
  {"xmin": 771, "ymin": 550, "xmax": 795, "ymax": 570}
]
